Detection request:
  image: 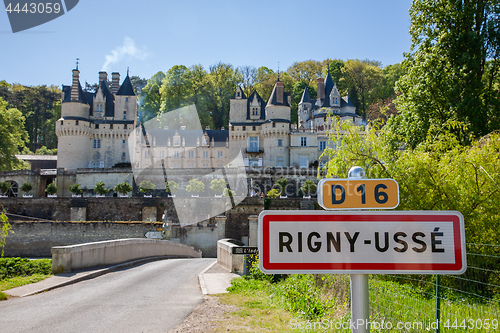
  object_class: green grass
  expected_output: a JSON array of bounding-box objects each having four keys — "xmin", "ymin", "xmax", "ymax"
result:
[
  {"xmin": 0, "ymin": 258, "xmax": 53, "ymax": 301},
  {"xmin": 0, "ymin": 273, "xmax": 52, "ymax": 291},
  {"xmin": 218, "ymin": 274, "xmax": 499, "ymax": 333}
]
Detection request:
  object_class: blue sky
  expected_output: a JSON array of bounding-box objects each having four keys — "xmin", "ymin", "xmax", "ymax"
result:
[{"xmin": 1, "ymin": 0, "xmax": 413, "ymax": 87}]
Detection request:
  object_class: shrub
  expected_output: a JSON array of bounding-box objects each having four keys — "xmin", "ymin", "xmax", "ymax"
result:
[
  {"xmin": 165, "ymin": 181, "xmax": 179, "ymax": 194},
  {"xmin": 222, "ymin": 188, "xmax": 235, "ymax": 197},
  {"xmin": 210, "ymin": 179, "xmax": 227, "ymax": 194},
  {"xmin": 275, "ymin": 178, "xmax": 288, "ymax": 194},
  {"xmin": 20, "ymin": 183, "xmax": 33, "ymax": 195},
  {"xmin": 267, "ymin": 189, "xmax": 280, "ymax": 198},
  {"xmin": 300, "ymin": 180, "xmax": 317, "ymax": 196},
  {"xmin": 0, "ymin": 258, "xmax": 52, "ymax": 279},
  {"xmin": 45, "ymin": 183, "xmax": 58, "ymax": 195},
  {"xmin": 68, "ymin": 184, "xmax": 83, "ymax": 195},
  {"xmin": 139, "ymin": 180, "xmax": 155, "ymax": 194},
  {"xmin": 94, "ymin": 181, "xmax": 109, "ymax": 195},
  {"xmin": 186, "ymin": 179, "xmax": 205, "ymax": 193},
  {"xmin": 113, "ymin": 182, "xmax": 132, "ymax": 195},
  {"xmin": 0, "ymin": 182, "xmax": 11, "ymax": 195}
]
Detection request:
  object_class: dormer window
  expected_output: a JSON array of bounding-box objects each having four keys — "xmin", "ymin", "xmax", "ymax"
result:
[
  {"xmin": 123, "ymin": 111, "xmax": 127, "ymax": 120},
  {"xmin": 237, "ymin": 92, "xmax": 240, "ymax": 97}
]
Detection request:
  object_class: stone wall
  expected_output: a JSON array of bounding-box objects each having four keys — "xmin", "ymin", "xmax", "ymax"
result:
[{"xmin": 3, "ymin": 221, "xmax": 162, "ymax": 257}]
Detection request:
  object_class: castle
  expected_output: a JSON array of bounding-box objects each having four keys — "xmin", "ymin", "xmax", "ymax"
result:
[{"xmin": 55, "ymin": 67, "xmax": 362, "ymax": 171}]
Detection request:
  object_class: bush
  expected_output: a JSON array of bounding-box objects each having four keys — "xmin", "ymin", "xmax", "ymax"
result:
[
  {"xmin": 165, "ymin": 181, "xmax": 179, "ymax": 194},
  {"xmin": 0, "ymin": 258, "xmax": 51, "ymax": 280},
  {"xmin": 113, "ymin": 182, "xmax": 132, "ymax": 195},
  {"xmin": 20, "ymin": 183, "xmax": 33, "ymax": 195},
  {"xmin": 300, "ymin": 180, "xmax": 317, "ymax": 196},
  {"xmin": 139, "ymin": 180, "xmax": 155, "ymax": 194},
  {"xmin": 45, "ymin": 183, "xmax": 58, "ymax": 195},
  {"xmin": 186, "ymin": 179, "xmax": 205, "ymax": 193},
  {"xmin": 0, "ymin": 182, "xmax": 11, "ymax": 195},
  {"xmin": 94, "ymin": 181, "xmax": 109, "ymax": 195},
  {"xmin": 275, "ymin": 178, "xmax": 288, "ymax": 194},
  {"xmin": 68, "ymin": 184, "xmax": 83, "ymax": 195},
  {"xmin": 267, "ymin": 189, "xmax": 280, "ymax": 198},
  {"xmin": 210, "ymin": 179, "xmax": 227, "ymax": 194},
  {"xmin": 222, "ymin": 188, "xmax": 235, "ymax": 197}
]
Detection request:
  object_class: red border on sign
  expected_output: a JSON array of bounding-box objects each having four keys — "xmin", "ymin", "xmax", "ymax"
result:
[{"xmin": 261, "ymin": 213, "xmax": 464, "ymax": 272}]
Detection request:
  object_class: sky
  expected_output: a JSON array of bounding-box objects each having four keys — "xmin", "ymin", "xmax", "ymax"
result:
[{"xmin": 0, "ymin": 0, "xmax": 413, "ymax": 87}]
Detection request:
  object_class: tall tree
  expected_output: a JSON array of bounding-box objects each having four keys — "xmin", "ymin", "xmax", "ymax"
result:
[
  {"xmin": 0, "ymin": 98, "xmax": 28, "ymax": 171},
  {"xmin": 287, "ymin": 60, "xmax": 324, "ymax": 86},
  {"xmin": 238, "ymin": 66, "xmax": 257, "ymax": 97},
  {"xmin": 139, "ymin": 71, "xmax": 165, "ymax": 123},
  {"xmin": 390, "ymin": 0, "xmax": 500, "ymax": 148}
]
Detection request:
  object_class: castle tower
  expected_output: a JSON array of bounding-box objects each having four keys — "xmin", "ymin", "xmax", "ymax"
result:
[
  {"xmin": 56, "ymin": 68, "xmax": 91, "ymax": 169},
  {"xmin": 298, "ymin": 87, "xmax": 312, "ymax": 129}
]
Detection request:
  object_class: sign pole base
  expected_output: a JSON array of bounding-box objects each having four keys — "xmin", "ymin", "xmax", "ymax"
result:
[{"xmin": 350, "ymin": 274, "xmax": 369, "ymax": 332}]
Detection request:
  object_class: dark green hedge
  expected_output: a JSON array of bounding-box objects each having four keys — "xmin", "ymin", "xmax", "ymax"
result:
[{"xmin": 0, "ymin": 258, "xmax": 51, "ymax": 280}]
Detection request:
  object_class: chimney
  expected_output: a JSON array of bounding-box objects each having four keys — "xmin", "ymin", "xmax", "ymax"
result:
[
  {"xmin": 205, "ymin": 126, "xmax": 210, "ymax": 130},
  {"xmin": 317, "ymin": 78, "xmax": 325, "ymax": 99},
  {"xmin": 221, "ymin": 126, "xmax": 225, "ymax": 130},
  {"xmin": 111, "ymin": 72, "xmax": 120, "ymax": 94},
  {"xmin": 180, "ymin": 125, "xmax": 186, "ymax": 130},
  {"xmin": 71, "ymin": 69, "xmax": 80, "ymax": 101},
  {"xmin": 99, "ymin": 71, "xmax": 107, "ymax": 85},
  {"xmin": 276, "ymin": 81, "xmax": 284, "ymax": 104}
]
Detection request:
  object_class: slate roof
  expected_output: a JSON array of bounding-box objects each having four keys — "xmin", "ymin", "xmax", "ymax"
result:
[
  {"xmin": 230, "ymin": 86, "xmax": 246, "ymax": 99},
  {"xmin": 246, "ymin": 91, "xmax": 266, "ymax": 120},
  {"xmin": 116, "ymin": 75, "xmax": 136, "ymax": 96},
  {"xmin": 62, "ymin": 82, "xmax": 91, "ymax": 105},
  {"xmin": 229, "ymin": 121, "xmax": 265, "ymax": 127},
  {"xmin": 341, "ymin": 96, "xmax": 356, "ymax": 108},
  {"xmin": 299, "ymin": 87, "xmax": 311, "ymax": 104},
  {"xmin": 140, "ymin": 129, "xmax": 228, "ymax": 148},
  {"xmin": 266, "ymin": 83, "xmax": 291, "ymax": 107},
  {"xmin": 97, "ymin": 79, "xmax": 115, "ymax": 118}
]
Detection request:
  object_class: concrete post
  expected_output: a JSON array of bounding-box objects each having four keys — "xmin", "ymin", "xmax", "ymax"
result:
[
  {"xmin": 215, "ymin": 215, "xmax": 226, "ymax": 240},
  {"xmin": 248, "ymin": 215, "xmax": 258, "ymax": 246}
]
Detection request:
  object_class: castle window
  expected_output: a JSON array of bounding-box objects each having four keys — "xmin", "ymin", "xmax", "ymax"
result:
[
  {"xmin": 93, "ymin": 139, "xmax": 101, "ymax": 149},
  {"xmin": 218, "ymin": 151, "xmax": 223, "ymax": 158},
  {"xmin": 99, "ymin": 161, "xmax": 104, "ymax": 168},
  {"xmin": 231, "ymin": 126, "xmax": 234, "ymax": 131},
  {"xmin": 242, "ymin": 126, "xmax": 246, "ymax": 131},
  {"xmin": 248, "ymin": 137, "xmax": 259, "ymax": 152},
  {"xmin": 300, "ymin": 137, "xmax": 307, "ymax": 147},
  {"xmin": 278, "ymin": 139, "xmax": 282, "ymax": 147},
  {"xmin": 237, "ymin": 92, "xmax": 240, "ymax": 97},
  {"xmin": 188, "ymin": 163, "xmax": 194, "ymax": 168},
  {"xmin": 203, "ymin": 151, "xmax": 209, "ymax": 159},
  {"xmin": 160, "ymin": 151, "xmax": 165, "ymax": 159},
  {"xmin": 319, "ymin": 141, "xmax": 326, "ymax": 151},
  {"xmin": 60, "ymin": 121, "xmax": 63, "ymax": 125},
  {"xmin": 122, "ymin": 152, "xmax": 126, "ymax": 158},
  {"xmin": 300, "ymin": 156, "xmax": 308, "ymax": 168},
  {"xmin": 174, "ymin": 138, "xmax": 180, "ymax": 146},
  {"xmin": 122, "ymin": 140, "xmax": 126, "ymax": 144},
  {"xmin": 110, "ymin": 124, "xmax": 113, "ymax": 129},
  {"xmin": 203, "ymin": 163, "xmax": 208, "ymax": 167},
  {"xmin": 144, "ymin": 151, "xmax": 149, "ymax": 158},
  {"xmin": 124, "ymin": 124, "xmax": 127, "ymax": 129},
  {"xmin": 272, "ymin": 122, "xmax": 276, "ymax": 128},
  {"xmin": 123, "ymin": 111, "xmax": 127, "ymax": 120},
  {"xmin": 174, "ymin": 151, "xmax": 179, "ymax": 158},
  {"xmin": 252, "ymin": 126, "xmax": 256, "ymax": 131},
  {"xmin": 126, "ymin": 97, "xmax": 129, "ymax": 102},
  {"xmin": 76, "ymin": 120, "xmax": 79, "ymax": 126},
  {"xmin": 95, "ymin": 124, "xmax": 99, "ymax": 129},
  {"xmin": 252, "ymin": 107, "xmax": 258, "ymax": 116},
  {"xmin": 188, "ymin": 151, "xmax": 194, "ymax": 158},
  {"xmin": 277, "ymin": 157, "xmax": 284, "ymax": 167}
]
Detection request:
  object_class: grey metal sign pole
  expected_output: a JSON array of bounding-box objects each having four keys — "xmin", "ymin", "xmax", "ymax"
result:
[{"xmin": 348, "ymin": 166, "xmax": 370, "ymax": 333}]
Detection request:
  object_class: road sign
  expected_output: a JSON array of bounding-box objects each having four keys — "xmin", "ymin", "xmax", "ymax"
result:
[
  {"xmin": 318, "ymin": 178, "xmax": 399, "ymax": 210},
  {"xmin": 232, "ymin": 246, "xmax": 259, "ymax": 255},
  {"xmin": 145, "ymin": 231, "xmax": 162, "ymax": 239},
  {"xmin": 258, "ymin": 210, "xmax": 466, "ymax": 275}
]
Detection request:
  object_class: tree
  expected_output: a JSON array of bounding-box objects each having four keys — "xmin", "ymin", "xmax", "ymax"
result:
[
  {"xmin": 20, "ymin": 183, "xmax": 33, "ymax": 195},
  {"xmin": 130, "ymin": 76, "xmax": 147, "ymax": 95},
  {"xmin": 165, "ymin": 181, "xmax": 179, "ymax": 194},
  {"xmin": 69, "ymin": 184, "xmax": 83, "ymax": 196},
  {"xmin": 139, "ymin": 71, "xmax": 165, "ymax": 123},
  {"xmin": 139, "ymin": 180, "xmax": 155, "ymax": 194},
  {"xmin": 113, "ymin": 182, "xmax": 132, "ymax": 195},
  {"xmin": 210, "ymin": 179, "xmax": 227, "ymax": 195},
  {"xmin": 0, "ymin": 98, "xmax": 28, "ymax": 171},
  {"xmin": 186, "ymin": 179, "xmax": 205, "ymax": 194},
  {"xmin": 274, "ymin": 178, "xmax": 288, "ymax": 195},
  {"xmin": 287, "ymin": 60, "xmax": 324, "ymax": 86},
  {"xmin": 238, "ymin": 66, "xmax": 257, "ymax": 97},
  {"xmin": 94, "ymin": 181, "xmax": 109, "ymax": 196},
  {"xmin": 0, "ymin": 182, "xmax": 12, "ymax": 196},
  {"xmin": 0, "ymin": 211, "xmax": 12, "ymax": 257},
  {"xmin": 390, "ymin": 0, "xmax": 500, "ymax": 148},
  {"xmin": 45, "ymin": 182, "xmax": 58, "ymax": 196},
  {"xmin": 300, "ymin": 180, "xmax": 317, "ymax": 197}
]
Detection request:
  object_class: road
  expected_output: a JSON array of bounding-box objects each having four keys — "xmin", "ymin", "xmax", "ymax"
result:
[{"xmin": 0, "ymin": 258, "xmax": 215, "ymax": 333}]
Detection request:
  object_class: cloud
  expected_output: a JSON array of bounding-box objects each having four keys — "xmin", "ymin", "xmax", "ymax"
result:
[{"xmin": 101, "ymin": 36, "xmax": 148, "ymax": 72}]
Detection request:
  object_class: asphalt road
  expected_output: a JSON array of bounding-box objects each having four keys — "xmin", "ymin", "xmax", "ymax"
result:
[{"xmin": 0, "ymin": 258, "xmax": 215, "ymax": 333}]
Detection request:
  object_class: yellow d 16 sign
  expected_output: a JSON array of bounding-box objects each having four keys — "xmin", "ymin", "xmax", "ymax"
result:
[{"xmin": 318, "ymin": 179, "xmax": 399, "ymax": 210}]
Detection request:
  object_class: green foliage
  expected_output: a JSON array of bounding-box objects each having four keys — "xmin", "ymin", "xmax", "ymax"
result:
[
  {"xmin": 94, "ymin": 181, "xmax": 109, "ymax": 195},
  {"xmin": 34, "ymin": 146, "xmax": 57, "ymax": 155},
  {"xmin": 274, "ymin": 178, "xmax": 287, "ymax": 195},
  {"xmin": 391, "ymin": 0, "xmax": 500, "ymax": 148},
  {"xmin": 222, "ymin": 188, "xmax": 235, "ymax": 197},
  {"xmin": 185, "ymin": 179, "xmax": 205, "ymax": 193},
  {"xmin": 20, "ymin": 183, "xmax": 32, "ymax": 195},
  {"xmin": 139, "ymin": 180, "xmax": 155, "ymax": 194},
  {"xmin": 0, "ymin": 182, "xmax": 12, "ymax": 195},
  {"xmin": 267, "ymin": 189, "xmax": 280, "ymax": 198},
  {"xmin": 113, "ymin": 182, "xmax": 132, "ymax": 195},
  {"xmin": 0, "ymin": 212, "xmax": 11, "ymax": 257},
  {"xmin": 165, "ymin": 181, "xmax": 179, "ymax": 193},
  {"xmin": 68, "ymin": 184, "xmax": 82, "ymax": 195},
  {"xmin": 45, "ymin": 182, "xmax": 58, "ymax": 195},
  {"xmin": 210, "ymin": 179, "xmax": 227, "ymax": 194},
  {"xmin": 300, "ymin": 180, "xmax": 317, "ymax": 196},
  {"xmin": 0, "ymin": 258, "xmax": 51, "ymax": 280},
  {"xmin": 0, "ymin": 97, "xmax": 28, "ymax": 171}
]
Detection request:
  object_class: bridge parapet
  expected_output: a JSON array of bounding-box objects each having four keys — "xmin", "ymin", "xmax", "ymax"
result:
[{"xmin": 52, "ymin": 238, "xmax": 202, "ymax": 273}]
